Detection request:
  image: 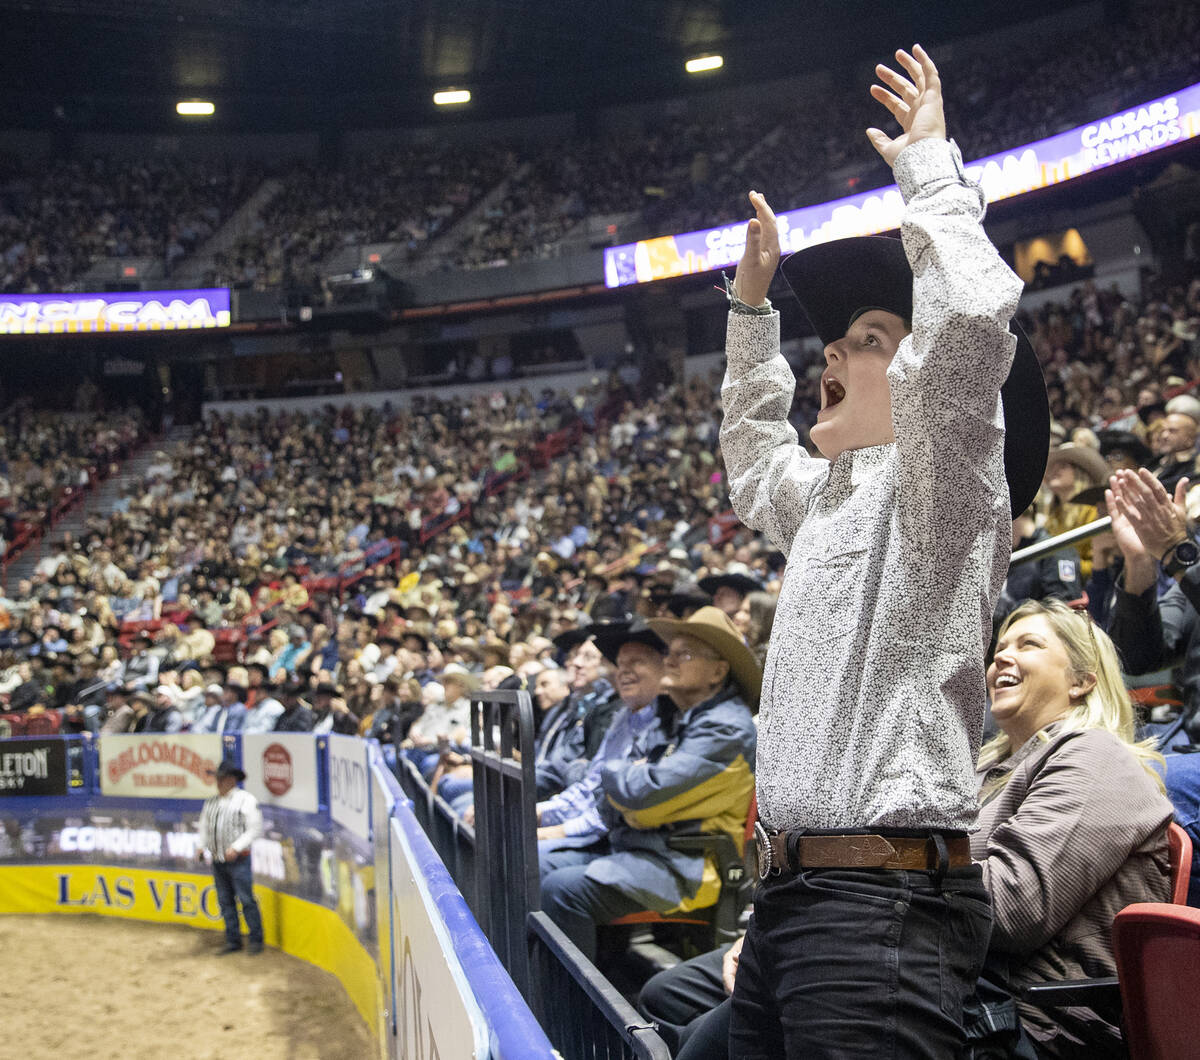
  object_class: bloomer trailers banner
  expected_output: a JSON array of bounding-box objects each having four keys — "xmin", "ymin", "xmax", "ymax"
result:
[
  {"xmin": 99, "ymin": 733, "xmax": 222, "ymax": 799},
  {"xmin": 327, "ymin": 734, "xmax": 370, "ymax": 844},
  {"xmin": 242, "ymin": 733, "xmax": 320, "ymax": 814},
  {"xmin": 0, "ymin": 288, "xmax": 231, "ymax": 335},
  {"xmin": 0, "ymin": 738, "xmax": 68, "ymax": 795}
]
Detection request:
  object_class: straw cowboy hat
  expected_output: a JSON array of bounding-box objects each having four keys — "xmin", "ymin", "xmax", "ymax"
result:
[
  {"xmin": 1045, "ymin": 443, "xmax": 1110, "ymax": 488},
  {"xmin": 779, "ymin": 235, "xmax": 1049, "ymax": 517},
  {"xmin": 648, "ymin": 606, "xmax": 762, "ymax": 709}
]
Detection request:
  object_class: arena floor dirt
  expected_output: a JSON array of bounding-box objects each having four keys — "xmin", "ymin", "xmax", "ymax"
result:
[{"xmin": 0, "ymin": 915, "xmax": 374, "ymax": 1059}]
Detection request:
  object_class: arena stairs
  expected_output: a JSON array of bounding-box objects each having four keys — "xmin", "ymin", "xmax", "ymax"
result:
[{"xmin": 4, "ymin": 425, "xmax": 193, "ymax": 586}]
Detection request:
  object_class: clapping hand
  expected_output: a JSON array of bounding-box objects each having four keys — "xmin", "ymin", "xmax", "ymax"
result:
[
  {"xmin": 1108, "ymin": 469, "xmax": 1190, "ymax": 559},
  {"xmin": 867, "ymin": 45, "xmax": 947, "ymax": 168}
]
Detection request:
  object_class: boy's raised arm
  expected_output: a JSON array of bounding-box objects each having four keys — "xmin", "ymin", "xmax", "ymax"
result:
[{"xmin": 720, "ymin": 193, "xmax": 826, "ymax": 554}]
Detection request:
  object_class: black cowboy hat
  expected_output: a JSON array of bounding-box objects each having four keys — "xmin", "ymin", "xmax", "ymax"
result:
[
  {"xmin": 779, "ymin": 235, "xmax": 1049, "ymax": 518},
  {"xmin": 697, "ymin": 571, "xmax": 764, "ymax": 598},
  {"xmin": 1097, "ymin": 429, "xmax": 1153, "ymax": 468},
  {"xmin": 587, "ymin": 617, "xmax": 668, "ymax": 665},
  {"xmin": 551, "ymin": 628, "xmax": 592, "ymax": 657},
  {"xmin": 214, "ymin": 759, "xmax": 246, "ymax": 783}
]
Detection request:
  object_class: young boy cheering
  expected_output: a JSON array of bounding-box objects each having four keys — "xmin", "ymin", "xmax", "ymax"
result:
[{"xmin": 720, "ymin": 46, "xmax": 1048, "ymax": 1057}]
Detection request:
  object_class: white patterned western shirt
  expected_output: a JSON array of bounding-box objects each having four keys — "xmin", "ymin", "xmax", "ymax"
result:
[{"xmin": 720, "ymin": 137, "xmax": 1022, "ymax": 833}]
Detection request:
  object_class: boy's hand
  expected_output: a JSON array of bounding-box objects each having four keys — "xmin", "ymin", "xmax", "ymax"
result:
[
  {"xmin": 867, "ymin": 45, "xmax": 946, "ymax": 169},
  {"xmin": 732, "ymin": 191, "xmax": 779, "ymax": 309}
]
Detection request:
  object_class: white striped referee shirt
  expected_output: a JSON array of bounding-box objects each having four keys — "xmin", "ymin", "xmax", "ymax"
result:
[{"xmin": 200, "ymin": 787, "xmax": 262, "ymax": 863}]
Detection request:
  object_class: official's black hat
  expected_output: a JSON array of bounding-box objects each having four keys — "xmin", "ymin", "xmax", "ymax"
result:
[
  {"xmin": 779, "ymin": 235, "xmax": 1049, "ymax": 518},
  {"xmin": 214, "ymin": 759, "xmax": 246, "ymax": 782}
]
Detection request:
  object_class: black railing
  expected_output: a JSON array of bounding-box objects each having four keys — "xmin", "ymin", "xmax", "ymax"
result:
[
  {"xmin": 468, "ymin": 687, "xmax": 541, "ymax": 995},
  {"xmin": 393, "ymin": 690, "xmax": 672, "ymax": 1060},
  {"xmin": 528, "ymin": 911, "xmax": 673, "ymax": 1060}
]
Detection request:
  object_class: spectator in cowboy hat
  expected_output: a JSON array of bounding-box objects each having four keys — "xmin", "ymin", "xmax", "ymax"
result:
[
  {"xmin": 540, "ymin": 606, "xmax": 757, "ymax": 962},
  {"xmin": 133, "ymin": 687, "xmax": 182, "ymax": 733},
  {"xmin": 311, "ymin": 681, "xmax": 358, "ymax": 735},
  {"xmin": 272, "ymin": 677, "xmax": 315, "ymax": 733},
  {"xmin": 534, "ymin": 633, "xmax": 621, "ymax": 799},
  {"xmin": 697, "ymin": 564, "xmax": 764, "ymax": 618},
  {"xmin": 536, "ymin": 618, "xmax": 669, "ymax": 873},
  {"xmin": 1044, "ymin": 444, "xmax": 1111, "ymax": 581},
  {"xmin": 717, "ymin": 46, "xmax": 1047, "ymax": 1055},
  {"xmin": 1097, "ymin": 429, "xmax": 1153, "ymax": 473}
]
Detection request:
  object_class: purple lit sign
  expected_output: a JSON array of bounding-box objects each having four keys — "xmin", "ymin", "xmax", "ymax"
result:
[
  {"xmin": 604, "ymin": 81, "xmax": 1200, "ymax": 288},
  {"xmin": 0, "ymin": 288, "xmax": 232, "ymax": 335}
]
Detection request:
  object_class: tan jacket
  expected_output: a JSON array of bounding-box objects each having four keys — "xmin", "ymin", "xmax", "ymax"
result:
[{"xmin": 973, "ymin": 723, "xmax": 1172, "ymax": 1048}]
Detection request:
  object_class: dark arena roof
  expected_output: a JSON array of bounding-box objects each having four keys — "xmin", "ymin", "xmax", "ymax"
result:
[{"xmin": 1, "ymin": 0, "xmax": 1097, "ymax": 131}]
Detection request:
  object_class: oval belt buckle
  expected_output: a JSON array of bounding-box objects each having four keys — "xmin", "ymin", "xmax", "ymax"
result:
[{"xmin": 754, "ymin": 820, "xmax": 779, "ymax": 880}]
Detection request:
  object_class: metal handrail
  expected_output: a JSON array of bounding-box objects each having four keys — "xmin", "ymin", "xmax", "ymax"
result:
[{"xmin": 1009, "ymin": 516, "xmax": 1112, "ymax": 568}]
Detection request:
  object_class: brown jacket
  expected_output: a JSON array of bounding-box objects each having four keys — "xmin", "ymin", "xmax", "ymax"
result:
[{"xmin": 972, "ymin": 722, "xmax": 1172, "ymax": 1050}]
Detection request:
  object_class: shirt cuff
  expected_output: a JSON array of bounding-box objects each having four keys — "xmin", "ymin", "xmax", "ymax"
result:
[
  {"xmin": 726, "ymin": 309, "xmax": 781, "ymax": 368},
  {"xmin": 563, "ymin": 815, "xmax": 595, "ymax": 838},
  {"xmin": 893, "ymin": 137, "xmax": 968, "ymax": 202},
  {"xmin": 721, "ymin": 271, "xmax": 773, "ymax": 315}
]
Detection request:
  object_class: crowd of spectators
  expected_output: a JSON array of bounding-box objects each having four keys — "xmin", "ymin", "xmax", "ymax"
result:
[
  {"xmin": 3, "ymin": 0, "xmax": 1195, "ymax": 292},
  {"xmin": 216, "ymin": 141, "xmax": 516, "ymax": 291},
  {"xmin": 0, "ymin": 155, "xmax": 261, "ymax": 294},
  {"xmin": 0, "ymin": 265, "xmax": 1197, "ymax": 1053}
]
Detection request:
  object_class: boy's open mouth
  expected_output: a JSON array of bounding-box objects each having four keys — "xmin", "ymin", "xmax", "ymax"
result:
[{"xmin": 822, "ymin": 376, "xmax": 846, "ymax": 410}]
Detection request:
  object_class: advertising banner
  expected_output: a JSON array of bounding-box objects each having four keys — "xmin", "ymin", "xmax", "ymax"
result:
[
  {"xmin": 389, "ymin": 814, "xmax": 488, "ymax": 1060},
  {"xmin": 328, "ymin": 734, "xmax": 370, "ymax": 844},
  {"xmin": 242, "ymin": 733, "xmax": 320, "ymax": 814},
  {"xmin": 604, "ymin": 79, "xmax": 1200, "ymax": 287},
  {"xmin": 0, "ymin": 288, "xmax": 231, "ymax": 335},
  {"xmin": 0, "ymin": 738, "xmax": 68, "ymax": 796},
  {"xmin": 99, "ymin": 733, "xmax": 222, "ymax": 800}
]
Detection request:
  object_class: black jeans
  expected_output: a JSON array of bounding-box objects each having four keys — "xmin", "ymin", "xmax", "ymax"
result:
[
  {"xmin": 729, "ymin": 865, "xmax": 992, "ymax": 1059},
  {"xmin": 640, "ymin": 946, "xmax": 731, "ymax": 1060},
  {"xmin": 212, "ymin": 855, "xmax": 263, "ymax": 947}
]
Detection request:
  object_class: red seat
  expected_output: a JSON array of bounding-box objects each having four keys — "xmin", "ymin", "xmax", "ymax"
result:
[
  {"xmin": 1168, "ymin": 822, "xmax": 1192, "ymax": 907},
  {"xmin": 1113, "ymin": 903, "xmax": 1200, "ymax": 1059},
  {"xmin": 23, "ymin": 712, "xmax": 60, "ymax": 735}
]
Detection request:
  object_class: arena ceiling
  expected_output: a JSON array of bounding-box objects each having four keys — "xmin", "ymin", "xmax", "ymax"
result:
[{"xmin": 0, "ymin": 0, "xmax": 1095, "ymax": 133}]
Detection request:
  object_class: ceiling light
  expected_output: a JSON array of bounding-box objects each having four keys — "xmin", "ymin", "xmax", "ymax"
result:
[
  {"xmin": 685, "ymin": 55, "xmax": 723, "ymax": 74},
  {"xmin": 433, "ymin": 89, "xmax": 471, "ymax": 106},
  {"xmin": 176, "ymin": 101, "xmax": 215, "ymax": 117}
]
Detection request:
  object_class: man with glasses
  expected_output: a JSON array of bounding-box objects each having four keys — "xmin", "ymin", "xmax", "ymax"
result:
[
  {"xmin": 539, "ymin": 607, "xmax": 758, "ymax": 962},
  {"xmin": 536, "ymin": 619, "xmax": 668, "ymax": 879}
]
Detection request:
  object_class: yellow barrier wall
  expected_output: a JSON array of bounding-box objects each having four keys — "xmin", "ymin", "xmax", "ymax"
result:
[{"xmin": 0, "ymin": 864, "xmax": 384, "ymax": 1042}]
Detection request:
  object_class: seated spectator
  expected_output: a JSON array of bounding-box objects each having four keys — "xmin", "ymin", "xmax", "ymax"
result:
[
  {"xmin": 242, "ymin": 672, "xmax": 286, "ymax": 734},
  {"xmin": 640, "ymin": 599, "xmax": 1170, "ymax": 1059},
  {"xmin": 536, "ymin": 619, "xmax": 667, "ymax": 875},
  {"xmin": 195, "ymin": 680, "xmax": 246, "ymax": 734},
  {"xmin": 1149, "ymin": 410, "xmax": 1200, "ymax": 495},
  {"xmin": 1043, "ymin": 445, "xmax": 1108, "ymax": 582},
  {"xmin": 311, "ymin": 682, "xmax": 359, "ymax": 735},
  {"xmin": 272, "ymin": 678, "xmax": 316, "ymax": 732},
  {"xmin": 540, "ymin": 607, "xmax": 758, "ymax": 962},
  {"xmin": 534, "ymin": 636, "xmax": 620, "ymax": 799},
  {"xmin": 730, "ymin": 590, "xmax": 777, "ymax": 668},
  {"xmin": 1107, "ymin": 468, "xmax": 1200, "ymax": 737},
  {"xmin": 697, "ymin": 567, "xmax": 762, "ymax": 619},
  {"xmin": 133, "ymin": 686, "xmax": 182, "ymax": 733},
  {"xmin": 994, "ymin": 505, "xmax": 1083, "ymax": 629}
]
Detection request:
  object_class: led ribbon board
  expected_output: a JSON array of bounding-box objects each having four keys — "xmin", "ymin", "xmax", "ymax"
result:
[
  {"xmin": 0, "ymin": 288, "xmax": 232, "ymax": 334},
  {"xmin": 603, "ymin": 81, "xmax": 1200, "ymax": 288}
]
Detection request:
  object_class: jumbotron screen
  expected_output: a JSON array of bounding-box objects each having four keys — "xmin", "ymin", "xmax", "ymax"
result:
[
  {"xmin": 0, "ymin": 288, "xmax": 232, "ymax": 335},
  {"xmin": 603, "ymin": 80, "xmax": 1200, "ymax": 288}
]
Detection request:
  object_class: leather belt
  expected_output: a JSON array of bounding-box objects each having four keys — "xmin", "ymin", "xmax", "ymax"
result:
[{"xmin": 754, "ymin": 823, "xmax": 972, "ymax": 879}]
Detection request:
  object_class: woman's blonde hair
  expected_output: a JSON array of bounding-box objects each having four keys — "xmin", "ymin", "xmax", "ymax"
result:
[{"xmin": 979, "ymin": 599, "xmax": 1164, "ymax": 795}]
